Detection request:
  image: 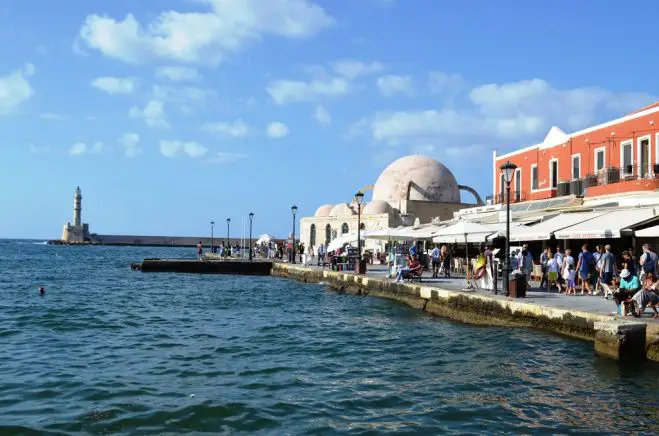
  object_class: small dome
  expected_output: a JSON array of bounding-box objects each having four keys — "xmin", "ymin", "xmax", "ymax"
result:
[
  {"xmin": 372, "ymin": 155, "xmax": 460, "ymax": 206},
  {"xmin": 329, "ymin": 203, "xmax": 354, "ymax": 217},
  {"xmin": 363, "ymin": 200, "xmax": 394, "ymax": 215},
  {"xmin": 314, "ymin": 204, "xmax": 334, "ymax": 217}
]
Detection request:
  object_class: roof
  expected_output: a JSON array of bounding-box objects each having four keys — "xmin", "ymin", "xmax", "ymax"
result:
[
  {"xmin": 554, "ymin": 208, "xmax": 658, "ymax": 239},
  {"xmin": 508, "ymin": 211, "xmax": 605, "ymax": 242}
]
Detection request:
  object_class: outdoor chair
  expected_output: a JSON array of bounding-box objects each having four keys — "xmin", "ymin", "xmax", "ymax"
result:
[{"xmin": 405, "ymin": 267, "xmax": 423, "ymax": 283}]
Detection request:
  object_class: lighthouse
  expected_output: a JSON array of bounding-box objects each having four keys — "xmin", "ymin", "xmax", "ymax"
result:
[
  {"xmin": 73, "ymin": 186, "xmax": 82, "ymax": 227},
  {"xmin": 61, "ymin": 187, "xmax": 90, "ymax": 243}
]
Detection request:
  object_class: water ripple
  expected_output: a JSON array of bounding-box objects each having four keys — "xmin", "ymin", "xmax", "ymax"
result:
[{"xmin": 1, "ymin": 240, "xmax": 659, "ymax": 435}]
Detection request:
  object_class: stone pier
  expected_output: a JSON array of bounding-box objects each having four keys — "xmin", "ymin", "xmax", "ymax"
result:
[{"xmin": 272, "ymin": 263, "xmax": 657, "ymax": 363}]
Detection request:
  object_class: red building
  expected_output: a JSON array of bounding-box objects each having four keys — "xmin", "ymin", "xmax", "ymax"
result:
[{"xmin": 492, "ymin": 102, "xmax": 659, "ymax": 204}]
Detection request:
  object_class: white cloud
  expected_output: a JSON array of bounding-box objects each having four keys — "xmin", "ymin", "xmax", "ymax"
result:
[
  {"xmin": 266, "ymin": 77, "xmax": 350, "ymax": 104},
  {"xmin": 211, "ymin": 151, "xmax": 248, "ymax": 163},
  {"xmin": 0, "ymin": 63, "xmax": 35, "ymax": 115},
  {"xmin": 331, "ymin": 60, "xmax": 383, "ymax": 79},
  {"xmin": 155, "ymin": 66, "xmax": 201, "ymax": 82},
  {"xmin": 313, "ymin": 105, "xmax": 331, "ymax": 126},
  {"xmin": 119, "ymin": 132, "xmax": 141, "ymax": 158},
  {"xmin": 69, "ymin": 142, "xmax": 103, "ymax": 156},
  {"xmin": 159, "ymin": 140, "xmax": 208, "ymax": 158},
  {"xmin": 267, "ymin": 121, "xmax": 289, "ymax": 138},
  {"xmin": 78, "ymin": 0, "xmax": 334, "ymax": 65},
  {"xmin": 202, "ymin": 119, "xmax": 249, "ymax": 138},
  {"xmin": 355, "ymin": 74, "xmax": 655, "ymax": 158},
  {"xmin": 91, "ymin": 76, "xmax": 137, "ymax": 94},
  {"xmin": 377, "ymin": 74, "xmax": 413, "ymax": 97},
  {"xmin": 129, "ymin": 100, "xmax": 168, "ymax": 128}
]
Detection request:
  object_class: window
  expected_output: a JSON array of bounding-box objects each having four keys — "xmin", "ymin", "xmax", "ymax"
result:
[
  {"xmin": 341, "ymin": 223, "xmax": 349, "ymax": 234},
  {"xmin": 310, "ymin": 224, "xmax": 316, "ymax": 247},
  {"xmin": 514, "ymin": 168, "xmax": 521, "ymax": 201},
  {"xmin": 638, "ymin": 136, "xmax": 650, "ymax": 178},
  {"xmin": 550, "ymin": 160, "xmax": 558, "ymax": 188},
  {"xmin": 621, "ymin": 141, "xmax": 633, "ymax": 176},
  {"xmin": 499, "ymin": 173, "xmax": 504, "ymax": 201},
  {"xmin": 572, "ymin": 154, "xmax": 581, "ymax": 179},
  {"xmin": 325, "ymin": 224, "xmax": 331, "ymax": 244},
  {"xmin": 594, "ymin": 147, "xmax": 606, "ymax": 173},
  {"xmin": 531, "ymin": 165, "xmax": 538, "ymax": 191}
]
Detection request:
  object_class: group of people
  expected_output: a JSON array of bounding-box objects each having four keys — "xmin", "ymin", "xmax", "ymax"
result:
[{"xmin": 514, "ymin": 242, "xmax": 659, "ymax": 318}]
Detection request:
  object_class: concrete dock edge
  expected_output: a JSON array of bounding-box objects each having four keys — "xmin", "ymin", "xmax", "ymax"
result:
[{"xmin": 272, "ymin": 263, "xmax": 659, "ymax": 363}]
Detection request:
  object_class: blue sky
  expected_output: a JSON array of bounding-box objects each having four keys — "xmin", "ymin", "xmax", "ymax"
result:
[{"xmin": 1, "ymin": 0, "xmax": 657, "ymax": 239}]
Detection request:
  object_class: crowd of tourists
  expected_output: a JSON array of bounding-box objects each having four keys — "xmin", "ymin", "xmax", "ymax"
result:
[{"xmin": 513, "ymin": 243, "xmax": 659, "ymax": 318}]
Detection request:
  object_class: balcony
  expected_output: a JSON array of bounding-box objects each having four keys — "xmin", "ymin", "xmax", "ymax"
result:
[
  {"xmin": 486, "ymin": 191, "xmax": 527, "ymax": 205},
  {"xmin": 584, "ymin": 164, "xmax": 659, "ymax": 198}
]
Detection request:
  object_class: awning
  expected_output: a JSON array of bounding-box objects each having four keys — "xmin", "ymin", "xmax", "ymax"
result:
[
  {"xmin": 554, "ymin": 208, "xmax": 658, "ymax": 239},
  {"xmin": 432, "ymin": 221, "xmax": 495, "ymax": 244},
  {"xmin": 507, "ymin": 211, "xmax": 606, "ymax": 242},
  {"xmin": 327, "ymin": 232, "xmax": 359, "ymax": 252},
  {"xmin": 635, "ymin": 225, "xmax": 659, "ymax": 237}
]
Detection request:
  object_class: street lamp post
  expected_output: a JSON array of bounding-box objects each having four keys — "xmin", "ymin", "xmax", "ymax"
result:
[
  {"xmin": 226, "ymin": 218, "xmax": 231, "ymax": 254},
  {"xmin": 291, "ymin": 205, "xmax": 298, "ymax": 264},
  {"xmin": 210, "ymin": 220, "xmax": 215, "ymax": 253},
  {"xmin": 354, "ymin": 192, "xmax": 364, "ymax": 274},
  {"xmin": 249, "ymin": 212, "xmax": 254, "ymax": 261},
  {"xmin": 500, "ymin": 160, "xmax": 518, "ymax": 296}
]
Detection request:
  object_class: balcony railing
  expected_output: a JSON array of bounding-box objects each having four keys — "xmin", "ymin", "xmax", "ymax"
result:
[{"xmin": 487, "ymin": 191, "xmax": 527, "ymax": 205}]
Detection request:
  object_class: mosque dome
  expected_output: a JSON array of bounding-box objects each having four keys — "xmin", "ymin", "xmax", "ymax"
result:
[
  {"xmin": 363, "ymin": 200, "xmax": 394, "ymax": 215},
  {"xmin": 314, "ymin": 204, "xmax": 334, "ymax": 217},
  {"xmin": 329, "ymin": 203, "xmax": 355, "ymax": 217},
  {"xmin": 372, "ymin": 155, "xmax": 460, "ymax": 206}
]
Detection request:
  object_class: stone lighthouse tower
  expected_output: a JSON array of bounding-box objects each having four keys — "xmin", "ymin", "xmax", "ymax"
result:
[
  {"xmin": 73, "ymin": 186, "xmax": 82, "ymax": 227},
  {"xmin": 61, "ymin": 186, "xmax": 90, "ymax": 243}
]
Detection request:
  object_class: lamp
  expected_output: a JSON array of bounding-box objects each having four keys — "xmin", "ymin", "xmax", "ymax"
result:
[
  {"xmin": 248, "ymin": 212, "xmax": 254, "ymax": 261},
  {"xmin": 354, "ymin": 192, "xmax": 365, "ymax": 274},
  {"xmin": 226, "ymin": 218, "xmax": 231, "ymax": 254},
  {"xmin": 499, "ymin": 160, "xmax": 518, "ymax": 296},
  {"xmin": 291, "ymin": 205, "xmax": 298, "ymax": 264},
  {"xmin": 210, "ymin": 220, "xmax": 215, "ymax": 253}
]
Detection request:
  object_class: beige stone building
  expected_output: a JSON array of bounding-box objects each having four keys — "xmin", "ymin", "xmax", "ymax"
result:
[
  {"xmin": 300, "ymin": 155, "xmax": 481, "ymax": 250},
  {"xmin": 61, "ymin": 186, "xmax": 90, "ymax": 242}
]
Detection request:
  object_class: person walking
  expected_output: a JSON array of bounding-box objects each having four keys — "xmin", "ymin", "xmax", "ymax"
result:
[
  {"xmin": 599, "ymin": 244, "xmax": 617, "ymax": 298},
  {"xmin": 441, "ymin": 245, "xmax": 451, "ymax": 278},
  {"xmin": 430, "ymin": 244, "xmax": 441, "ymax": 278},
  {"xmin": 576, "ymin": 244, "xmax": 595, "ymax": 295},
  {"xmin": 639, "ymin": 243, "xmax": 658, "ymax": 282},
  {"xmin": 540, "ymin": 247, "xmax": 551, "ymax": 289},
  {"xmin": 517, "ymin": 244, "xmax": 533, "ymax": 285},
  {"xmin": 196, "ymin": 241, "xmax": 203, "ymax": 261}
]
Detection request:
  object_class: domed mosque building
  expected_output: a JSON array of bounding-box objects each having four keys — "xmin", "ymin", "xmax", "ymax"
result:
[{"xmin": 300, "ymin": 154, "xmax": 482, "ymax": 250}]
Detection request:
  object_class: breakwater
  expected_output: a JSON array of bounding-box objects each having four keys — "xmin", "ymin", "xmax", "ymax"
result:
[{"xmin": 271, "ymin": 263, "xmax": 659, "ymax": 363}]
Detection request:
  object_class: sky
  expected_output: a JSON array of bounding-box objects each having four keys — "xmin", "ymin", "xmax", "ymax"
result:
[{"xmin": 1, "ymin": 0, "xmax": 658, "ymax": 239}]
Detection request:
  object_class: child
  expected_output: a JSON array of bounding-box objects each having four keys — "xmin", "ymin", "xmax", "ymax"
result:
[
  {"xmin": 565, "ymin": 261, "xmax": 577, "ymax": 295},
  {"xmin": 546, "ymin": 252, "xmax": 560, "ymax": 292}
]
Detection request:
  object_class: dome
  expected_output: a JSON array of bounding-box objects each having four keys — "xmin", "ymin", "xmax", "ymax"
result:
[
  {"xmin": 363, "ymin": 200, "xmax": 394, "ymax": 215},
  {"xmin": 372, "ymin": 155, "xmax": 460, "ymax": 206},
  {"xmin": 314, "ymin": 204, "xmax": 334, "ymax": 217},
  {"xmin": 329, "ymin": 203, "xmax": 354, "ymax": 217}
]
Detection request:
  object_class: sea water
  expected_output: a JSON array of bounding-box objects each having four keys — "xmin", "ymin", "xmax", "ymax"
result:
[{"xmin": 1, "ymin": 240, "xmax": 658, "ymax": 434}]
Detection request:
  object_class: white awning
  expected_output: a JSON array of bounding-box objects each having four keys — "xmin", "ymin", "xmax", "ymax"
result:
[
  {"xmin": 635, "ymin": 225, "xmax": 659, "ymax": 237},
  {"xmin": 326, "ymin": 232, "xmax": 359, "ymax": 252},
  {"xmin": 555, "ymin": 208, "xmax": 658, "ymax": 239},
  {"xmin": 508, "ymin": 212, "xmax": 606, "ymax": 242},
  {"xmin": 433, "ymin": 221, "xmax": 495, "ymax": 244}
]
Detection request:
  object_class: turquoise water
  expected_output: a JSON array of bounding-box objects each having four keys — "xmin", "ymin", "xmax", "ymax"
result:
[{"xmin": 1, "ymin": 239, "xmax": 658, "ymax": 435}]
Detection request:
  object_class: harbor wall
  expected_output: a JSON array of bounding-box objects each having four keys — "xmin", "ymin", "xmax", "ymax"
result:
[
  {"xmin": 271, "ymin": 263, "xmax": 659, "ymax": 363},
  {"xmin": 92, "ymin": 234, "xmax": 274, "ymax": 247}
]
